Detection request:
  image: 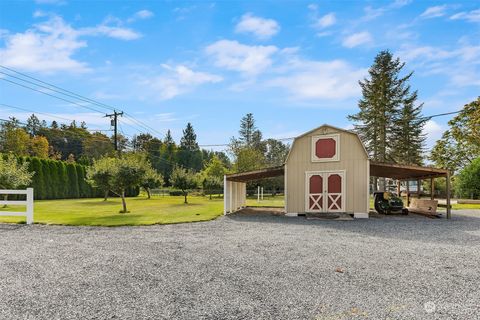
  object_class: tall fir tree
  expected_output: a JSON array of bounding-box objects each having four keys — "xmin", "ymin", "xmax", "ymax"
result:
[
  {"xmin": 180, "ymin": 123, "xmax": 199, "ymax": 151},
  {"xmin": 178, "ymin": 123, "xmax": 202, "ymax": 171},
  {"xmin": 348, "ymin": 50, "xmax": 414, "ymax": 163},
  {"xmin": 390, "ymin": 91, "xmax": 426, "ymax": 165}
]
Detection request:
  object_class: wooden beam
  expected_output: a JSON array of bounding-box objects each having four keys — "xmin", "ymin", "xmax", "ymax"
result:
[
  {"xmin": 397, "ymin": 180, "xmax": 401, "ymax": 196},
  {"xmin": 446, "ymin": 172, "xmax": 451, "ymax": 219}
]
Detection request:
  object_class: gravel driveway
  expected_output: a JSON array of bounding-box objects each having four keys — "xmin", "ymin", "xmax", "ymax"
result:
[{"xmin": 1, "ymin": 210, "xmax": 479, "ymax": 319}]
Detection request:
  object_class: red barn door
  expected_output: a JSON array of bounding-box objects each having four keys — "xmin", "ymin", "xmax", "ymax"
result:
[{"xmin": 306, "ymin": 171, "xmax": 344, "ymax": 212}]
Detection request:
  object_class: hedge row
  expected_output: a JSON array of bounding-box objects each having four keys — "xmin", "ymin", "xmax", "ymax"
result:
[{"xmin": 3, "ymin": 154, "xmax": 139, "ymax": 200}]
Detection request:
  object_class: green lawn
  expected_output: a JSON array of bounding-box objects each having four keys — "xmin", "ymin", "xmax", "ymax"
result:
[
  {"xmin": 246, "ymin": 195, "xmax": 285, "ymax": 207},
  {"xmin": 0, "ymin": 196, "xmax": 224, "ymax": 226}
]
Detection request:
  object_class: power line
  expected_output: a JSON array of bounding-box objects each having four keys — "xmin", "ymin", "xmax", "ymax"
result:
[
  {"xmin": 1, "ymin": 66, "xmax": 164, "ymax": 137},
  {"xmin": 0, "ymin": 78, "xmax": 107, "ymax": 114},
  {"xmin": 421, "ymin": 110, "xmax": 462, "ymax": 120},
  {"xmin": 0, "ymin": 102, "xmax": 74, "ymax": 122},
  {"xmin": 0, "ymin": 65, "xmax": 115, "ymax": 112}
]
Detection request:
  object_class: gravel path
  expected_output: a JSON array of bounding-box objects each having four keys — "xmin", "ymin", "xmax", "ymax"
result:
[{"xmin": 1, "ymin": 210, "xmax": 479, "ymax": 319}]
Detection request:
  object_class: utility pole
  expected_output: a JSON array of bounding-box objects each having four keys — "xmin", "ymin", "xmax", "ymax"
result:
[{"xmin": 105, "ymin": 110, "xmax": 123, "ymax": 155}]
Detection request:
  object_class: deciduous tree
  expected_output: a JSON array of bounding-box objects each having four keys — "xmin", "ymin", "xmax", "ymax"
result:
[{"xmin": 171, "ymin": 166, "xmax": 198, "ymax": 204}]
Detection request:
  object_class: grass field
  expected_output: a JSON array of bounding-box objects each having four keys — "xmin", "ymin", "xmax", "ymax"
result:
[
  {"xmin": 246, "ymin": 195, "xmax": 284, "ymax": 207},
  {"xmin": 0, "ymin": 196, "xmax": 224, "ymax": 226}
]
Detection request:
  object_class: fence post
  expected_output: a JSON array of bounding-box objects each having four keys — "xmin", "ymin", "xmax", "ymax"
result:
[{"xmin": 26, "ymin": 188, "xmax": 34, "ymax": 225}]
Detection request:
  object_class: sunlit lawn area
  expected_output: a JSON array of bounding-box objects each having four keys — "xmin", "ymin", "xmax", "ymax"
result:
[
  {"xmin": 246, "ymin": 195, "xmax": 284, "ymax": 207},
  {"xmin": 0, "ymin": 196, "xmax": 224, "ymax": 226}
]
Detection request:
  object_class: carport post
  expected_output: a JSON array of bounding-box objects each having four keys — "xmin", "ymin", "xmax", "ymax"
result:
[
  {"xmin": 223, "ymin": 175, "xmax": 227, "ymax": 215},
  {"xmin": 446, "ymin": 172, "xmax": 451, "ymax": 219},
  {"xmin": 430, "ymin": 178, "xmax": 435, "ymax": 200},
  {"xmin": 406, "ymin": 180, "xmax": 410, "ymax": 206}
]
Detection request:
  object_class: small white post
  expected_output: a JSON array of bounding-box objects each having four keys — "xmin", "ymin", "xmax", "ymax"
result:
[
  {"xmin": 26, "ymin": 188, "xmax": 34, "ymax": 225},
  {"xmin": 261, "ymin": 187, "xmax": 264, "ymax": 200},
  {"xmin": 257, "ymin": 186, "xmax": 260, "ymax": 202}
]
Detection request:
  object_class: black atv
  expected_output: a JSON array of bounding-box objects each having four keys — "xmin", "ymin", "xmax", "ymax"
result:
[{"xmin": 374, "ymin": 192, "xmax": 408, "ymax": 215}]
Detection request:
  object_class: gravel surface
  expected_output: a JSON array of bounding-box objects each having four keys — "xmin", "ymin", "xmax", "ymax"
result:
[{"xmin": 1, "ymin": 210, "xmax": 479, "ymax": 319}]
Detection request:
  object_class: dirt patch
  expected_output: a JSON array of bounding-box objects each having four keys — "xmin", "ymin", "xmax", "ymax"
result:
[{"xmin": 235, "ymin": 207, "xmax": 285, "ymax": 216}]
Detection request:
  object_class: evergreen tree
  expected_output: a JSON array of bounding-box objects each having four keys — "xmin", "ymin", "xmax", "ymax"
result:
[
  {"xmin": 238, "ymin": 113, "xmax": 256, "ymax": 147},
  {"xmin": 29, "ymin": 157, "xmax": 45, "ymax": 199},
  {"xmin": 48, "ymin": 161, "xmax": 59, "ymax": 199},
  {"xmin": 178, "ymin": 123, "xmax": 202, "ymax": 171},
  {"xmin": 41, "ymin": 159, "xmax": 53, "ymax": 199},
  {"xmin": 390, "ymin": 91, "xmax": 426, "ymax": 165},
  {"xmin": 66, "ymin": 163, "xmax": 80, "ymax": 198},
  {"xmin": 180, "ymin": 123, "xmax": 199, "ymax": 151},
  {"xmin": 26, "ymin": 114, "xmax": 42, "ymax": 136},
  {"xmin": 58, "ymin": 161, "xmax": 68, "ymax": 199},
  {"xmin": 348, "ymin": 50, "xmax": 414, "ymax": 163},
  {"xmin": 164, "ymin": 130, "xmax": 174, "ymax": 145}
]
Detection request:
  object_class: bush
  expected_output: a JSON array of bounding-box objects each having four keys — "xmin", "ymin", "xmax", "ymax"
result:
[{"xmin": 169, "ymin": 190, "xmax": 183, "ymax": 196}]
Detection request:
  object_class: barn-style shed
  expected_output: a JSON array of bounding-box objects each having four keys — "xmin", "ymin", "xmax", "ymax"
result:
[{"xmin": 224, "ymin": 124, "xmax": 451, "ymax": 218}]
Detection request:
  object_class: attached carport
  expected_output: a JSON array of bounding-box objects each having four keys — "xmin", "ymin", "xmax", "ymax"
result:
[
  {"xmin": 223, "ymin": 166, "xmax": 284, "ymax": 214},
  {"xmin": 370, "ymin": 161, "xmax": 451, "ymax": 218}
]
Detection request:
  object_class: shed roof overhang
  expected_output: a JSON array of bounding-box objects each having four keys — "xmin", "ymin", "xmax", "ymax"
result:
[
  {"xmin": 369, "ymin": 161, "xmax": 449, "ymax": 180},
  {"xmin": 225, "ymin": 165, "xmax": 285, "ymax": 182}
]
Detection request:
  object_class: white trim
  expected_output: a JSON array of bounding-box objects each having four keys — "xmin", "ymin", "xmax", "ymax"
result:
[
  {"xmin": 366, "ymin": 159, "xmax": 370, "ymax": 213},
  {"xmin": 285, "ymin": 124, "xmax": 369, "ymax": 163},
  {"xmin": 305, "ymin": 170, "xmax": 346, "ymax": 213},
  {"xmin": 311, "ymin": 134, "xmax": 340, "ymax": 162},
  {"xmin": 223, "ymin": 175, "xmax": 227, "ymax": 215},
  {"xmin": 284, "ymin": 164, "xmax": 288, "ymax": 213}
]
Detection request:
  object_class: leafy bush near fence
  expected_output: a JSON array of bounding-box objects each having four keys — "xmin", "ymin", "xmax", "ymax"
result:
[{"xmin": 1, "ymin": 153, "xmax": 139, "ymax": 200}]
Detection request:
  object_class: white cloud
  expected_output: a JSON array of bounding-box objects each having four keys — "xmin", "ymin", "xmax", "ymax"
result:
[
  {"xmin": 0, "ymin": 16, "xmax": 89, "ymax": 73},
  {"xmin": 342, "ymin": 31, "xmax": 373, "ymax": 48},
  {"xmin": 315, "ymin": 13, "xmax": 336, "ymax": 28},
  {"xmin": 361, "ymin": 0, "xmax": 412, "ymax": 21},
  {"xmin": 205, "ymin": 40, "xmax": 278, "ymax": 75},
  {"xmin": 127, "ymin": 10, "xmax": 154, "ymax": 23},
  {"xmin": 424, "ymin": 120, "xmax": 444, "ymax": 148},
  {"xmin": 34, "ymin": 0, "xmax": 65, "ymax": 4},
  {"xmin": 142, "ymin": 64, "xmax": 222, "ymax": 100},
  {"xmin": 396, "ymin": 43, "xmax": 480, "ymax": 88},
  {"xmin": 450, "ymin": 9, "xmax": 480, "ymax": 23},
  {"xmin": 80, "ymin": 25, "xmax": 141, "ymax": 40},
  {"xmin": 268, "ymin": 59, "xmax": 366, "ymax": 100},
  {"xmin": 420, "ymin": 5, "xmax": 448, "ymax": 19},
  {"xmin": 0, "ymin": 15, "xmax": 142, "ymax": 73},
  {"xmin": 235, "ymin": 13, "xmax": 280, "ymax": 39}
]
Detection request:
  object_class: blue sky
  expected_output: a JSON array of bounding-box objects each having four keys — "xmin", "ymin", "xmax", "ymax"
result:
[{"xmin": 0, "ymin": 0, "xmax": 479, "ymax": 151}]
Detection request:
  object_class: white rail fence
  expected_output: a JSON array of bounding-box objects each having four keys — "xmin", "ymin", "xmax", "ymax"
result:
[{"xmin": 0, "ymin": 188, "xmax": 34, "ymax": 224}]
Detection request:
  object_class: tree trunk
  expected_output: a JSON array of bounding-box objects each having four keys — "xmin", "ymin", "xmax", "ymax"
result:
[
  {"xmin": 209, "ymin": 192, "xmax": 212, "ymax": 200},
  {"xmin": 104, "ymin": 190, "xmax": 109, "ymax": 201},
  {"xmin": 3, "ymin": 195, "xmax": 7, "ymax": 208},
  {"xmin": 121, "ymin": 190, "xmax": 127, "ymax": 213},
  {"xmin": 184, "ymin": 192, "xmax": 188, "ymax": 204},
  {"xmin": 146, "ymin": 188, "xmax": 151, "ymax": 199}
]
